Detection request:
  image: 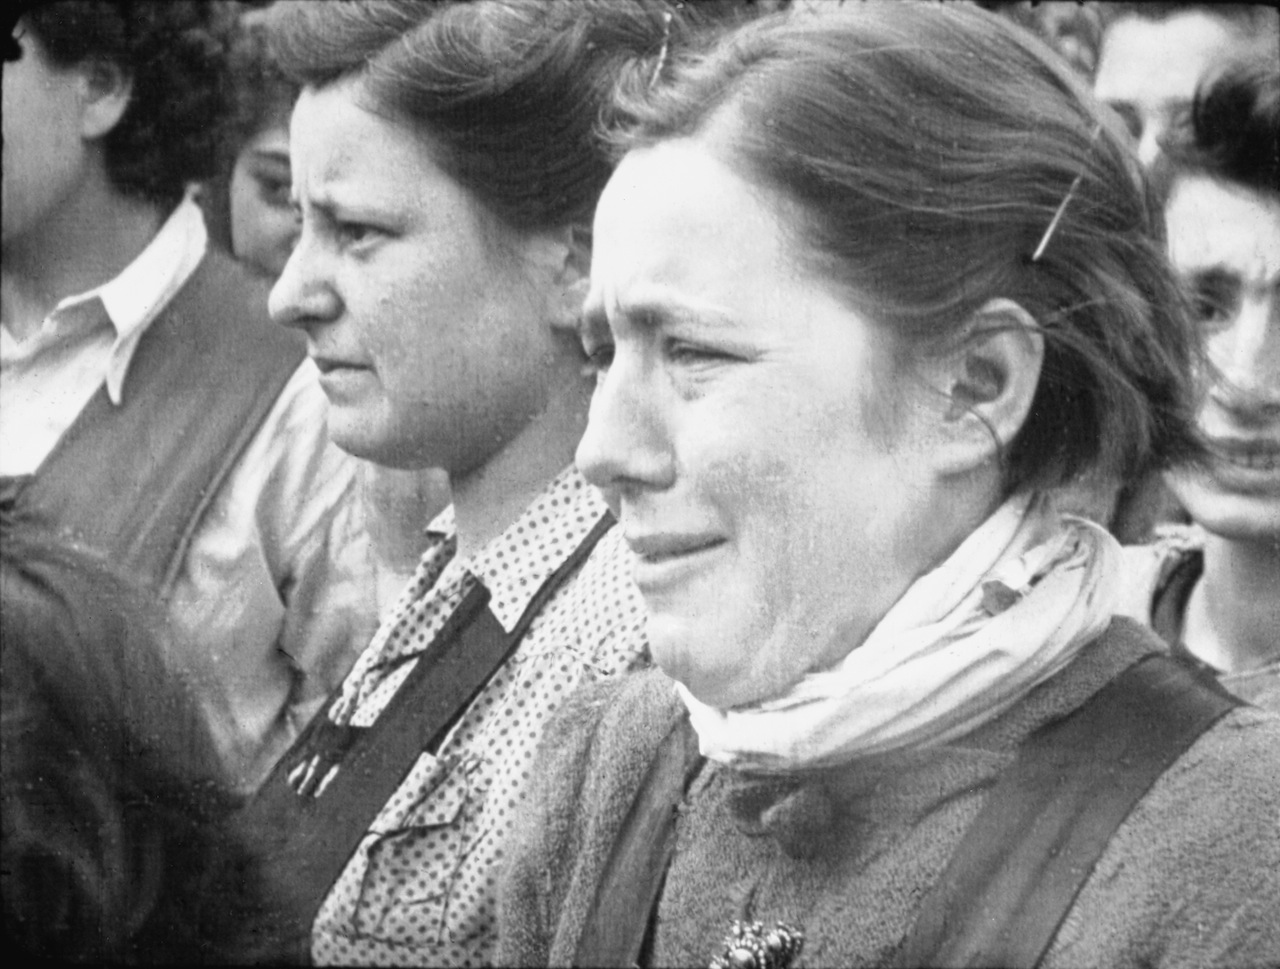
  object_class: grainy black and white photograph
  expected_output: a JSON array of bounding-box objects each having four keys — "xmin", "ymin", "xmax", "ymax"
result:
[{"xmin": 2, "ymin": 0, "xmax": 1278, "ymax": 964}]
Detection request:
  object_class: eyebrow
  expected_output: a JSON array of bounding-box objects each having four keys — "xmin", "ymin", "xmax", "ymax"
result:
[
  {"xmin": 1193, "ymin": 265, "xmax": 1280, "ymax": 296},
  {"xmin": 247, "ymin": 147, "xmax": 290, "ymax": 163},
  {"xmin": 292, "ymin": 185, "xmax": 395, "ymax": 226},
  {"xmin": 246, "ymin": 152, "xmax": 291, "ymax": 176},
  {"xmin": 1185, "ymin": 266, "xmax": 1240, "ymax": 285},
  {"xmin": 590, "ymin": 292, "xmax": 738, "ymax": 334}
]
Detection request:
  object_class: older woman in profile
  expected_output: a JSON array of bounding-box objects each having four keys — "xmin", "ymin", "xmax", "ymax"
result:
[{"xmin": 499, "ymin": 5, "xmax": 1280, "ymax": 968}]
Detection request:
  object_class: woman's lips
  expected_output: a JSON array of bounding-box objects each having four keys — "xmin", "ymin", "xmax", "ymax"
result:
[
  {"xmin": 311, "ymin": 357, "xmax": 375, "ymax": 400},
  {"xmin": 626, "ymin": 532, "xmax": 726, "ymax": 591},
  {"xmin": 311, "ymin": 356, "xmax": 369, "ymax": 375}
]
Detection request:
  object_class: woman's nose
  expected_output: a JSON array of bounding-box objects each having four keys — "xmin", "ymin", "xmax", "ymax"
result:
[
  {"xmin": 576, "ymin": 357, "xmax": 675, "ymax": 499},
  {"xmin": 268, "ymin": 231, "xmax": 340, "ymax": 331}
]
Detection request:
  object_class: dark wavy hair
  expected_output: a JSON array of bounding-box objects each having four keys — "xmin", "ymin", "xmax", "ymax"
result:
[
  {"xmin": 1163, "ymin": 56, "xmax": 1280, "ymax": 199},
  {"xmin": 22, "ymin": 1, "xmax": 235, "ymax": 208},
  {"xmin": 609, "ymin": 2, "xmax": 1205, "ymax": 495},
  {"xmin": 1, "ymin": 532, "xmax": 240, "ymax": 962},
  {"xmin": 266, "ymin": 0, "xmax": 687, "ymax": 235}
]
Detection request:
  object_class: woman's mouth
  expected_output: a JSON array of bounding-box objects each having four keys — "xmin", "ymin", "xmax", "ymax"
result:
[
  {"xmin": 311, "ymin": 356, "xmax": 369, "ymax": 375},
  {"xmin": 1207, "ymin": 438, "xmax": 1280, "ymax": 473},
  {"xmin": 310, "ymin": 357, "xmax": 375, "ymax": 401},
  {"xmin": 626, "ymin": 532, "xmax": 726, "ymax": 591}
]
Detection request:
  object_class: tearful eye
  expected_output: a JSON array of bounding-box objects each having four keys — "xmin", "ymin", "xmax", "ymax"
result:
[
  {"xmin": 335, "ymin": 221, "xmax": 378, "ymax": 247},
  {"xmin": 663, "ymin": 339, "xmax": 732, "ymax": 365}
]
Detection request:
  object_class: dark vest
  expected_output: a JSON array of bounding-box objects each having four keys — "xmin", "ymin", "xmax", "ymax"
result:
[{"xmin": 1, "ymin": 248, "xmax": 305, "ymax": 595}]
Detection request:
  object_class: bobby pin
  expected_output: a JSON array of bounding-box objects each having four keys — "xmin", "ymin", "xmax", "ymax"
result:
[
  {"xmin": 1031, "ymin": 123, "xmax": 1103, "ymax": 263},
  {"xmin": 650, "ymin": 8, "xmax": 674, "ymax": 89}
]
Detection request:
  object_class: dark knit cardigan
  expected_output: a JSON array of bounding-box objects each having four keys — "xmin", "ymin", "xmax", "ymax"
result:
[{"xmin": 499, "ymin": 619, "xmax": 1280, "ymax": 968}]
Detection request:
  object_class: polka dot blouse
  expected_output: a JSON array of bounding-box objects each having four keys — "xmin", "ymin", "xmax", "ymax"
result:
[{"xmin": 310, "ymin": 466, "xmax": 648, "ymax": 966}]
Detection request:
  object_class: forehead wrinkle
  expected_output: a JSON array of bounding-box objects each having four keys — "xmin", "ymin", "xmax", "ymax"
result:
[
  {"xmin": 1168, "ymin": 178, "xmax": 1280, "ymax": 281},
  {"xmin": 303, "ymin": 139, "xmax": 423, "ymax": 216},
  {"xmin": 293, "ymin": 82, "xmax": 388, "ymax": 199},
  {"xmin": 625, "ymin": 291, "xmax": 737, "ymax": 330}
]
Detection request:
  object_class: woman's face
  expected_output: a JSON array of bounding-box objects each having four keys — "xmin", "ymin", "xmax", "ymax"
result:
[
  {"xmin": 270, "ymin": 78, "xmax": 561, "ymax": 472},
  {"xmin": 228, "ymin": 118, "xmax": 299, "ymax": 278},
  {"xmin": 1164, "ymin": 174, "xmax": 1280, "ymax": 541},
  {"xmin": 578, "ymin": 138, "xmax": 949, "ymax": 709}
]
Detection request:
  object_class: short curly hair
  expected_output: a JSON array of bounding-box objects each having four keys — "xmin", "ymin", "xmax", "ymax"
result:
[{"xmin": 23, "ymin": 1, "xmax": 236, "ymax": 208}]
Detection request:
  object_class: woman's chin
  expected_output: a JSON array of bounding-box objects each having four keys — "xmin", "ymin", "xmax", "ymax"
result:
[
  {"xmin": 654, "ymin": 650, "xmax": 771, "ymax": 712},
  {"xmin": 651, "ymin": 634, "xmax": 740, "ymax": 710},
  {"xmin": 649, "ymin": 610, "xmax": 803, "ymax": 710}
]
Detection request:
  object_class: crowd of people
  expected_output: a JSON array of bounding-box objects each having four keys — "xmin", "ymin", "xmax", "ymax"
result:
[{"xmin": 1, "ymin": 1, "xmax": 1276, "ymax": 965}]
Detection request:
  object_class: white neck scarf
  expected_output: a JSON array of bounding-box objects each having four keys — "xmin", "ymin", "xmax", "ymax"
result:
[{"xmin": 677, "ymin": 492, "xmax": 1122, "ymax": 772}]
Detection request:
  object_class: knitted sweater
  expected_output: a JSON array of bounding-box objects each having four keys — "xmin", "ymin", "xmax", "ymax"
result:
[{"xmin": 499, "ymin": 619, "xmax": 1280, "ymax": 968}]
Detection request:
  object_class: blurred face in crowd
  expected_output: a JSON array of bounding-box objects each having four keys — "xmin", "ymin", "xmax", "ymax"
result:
[
  {"xmin": 270, "ymin": 78, "xmax": 562, "ymax": 471},
  {"xmin": 1164, "ymin": 175, "xmax": 1280, "ymax": 541},
  {"xmin": 229, "ymin": 112, "xmax": 299, "ymax": 279},
  {"xmin": 2, "ymin": 24, "xmax": 89, "ymax": 247},
  {"xmin": 578, "ymin": 137, "xmax": 954, "ymax": 710},
  {"xmin": 1094, "ymin": 12, "xmax": 1261, "ymax": 168}
]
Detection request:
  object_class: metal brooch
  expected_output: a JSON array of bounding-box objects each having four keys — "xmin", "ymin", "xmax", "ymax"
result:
[{"xmin": 709, "ymin": 919, "xmax": 804, "ymax": 969}]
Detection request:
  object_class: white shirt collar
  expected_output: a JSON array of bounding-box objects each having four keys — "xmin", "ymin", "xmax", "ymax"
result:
[{"xmin": 52, "ymin": 191, "xmax": 208, "ymax": 404}]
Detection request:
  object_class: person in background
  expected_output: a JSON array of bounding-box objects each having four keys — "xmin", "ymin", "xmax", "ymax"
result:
[
  {"xmin": 1094, "ymin": 2, "xmax": 1279, "ymax": 168},
  {"xmin": 1121, "ymin": 59, "xmax": 1280, "ymax": 711},
  {"xmin": 981, "ymin": 0, "xmax": 1106, "ymax": 80},
  {"xmin": 202, "ymin": 1, "xmax": 301, "ymax": 279},
  {"xmin": 1, "ymin": 1, "xmax": 377, "ymax": 795},
  {"xmin": 1, "ymin": 528, "xmax": 243, "ymax": 963},
  {"xmin": 222, "ymin": 3, "xmax": 688, "ymax": 963},
  {"xmin": 500, "ymin": 5, "xmax": 1279, "ymax": 967},
  {"xmin": 1089, "ymin": 4, "xmax": 1278, "ymax": 540}
]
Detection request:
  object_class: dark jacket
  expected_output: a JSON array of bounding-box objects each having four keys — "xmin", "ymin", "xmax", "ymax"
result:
[{"xmin": 499, "ymin": 619, "xmax": 1280, "ymax": 968}]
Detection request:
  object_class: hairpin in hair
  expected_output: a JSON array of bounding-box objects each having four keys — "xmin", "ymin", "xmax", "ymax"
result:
[
  {"xmin": 650, "ymin": 8, "xmax": 674, "ymax": 89},
  {"xmin": 1031, "ymin": 123, "xmax": 1104, "ymax": 263}
]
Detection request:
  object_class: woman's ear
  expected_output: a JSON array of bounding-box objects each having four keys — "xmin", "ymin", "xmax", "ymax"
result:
[
  {"xmin": 932, "ymin": 298, "xmax": 1044, "ymax": 477},
  {"xmin": 77, "ymin": 58, "xmax": 133, "ymax": 141}
]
